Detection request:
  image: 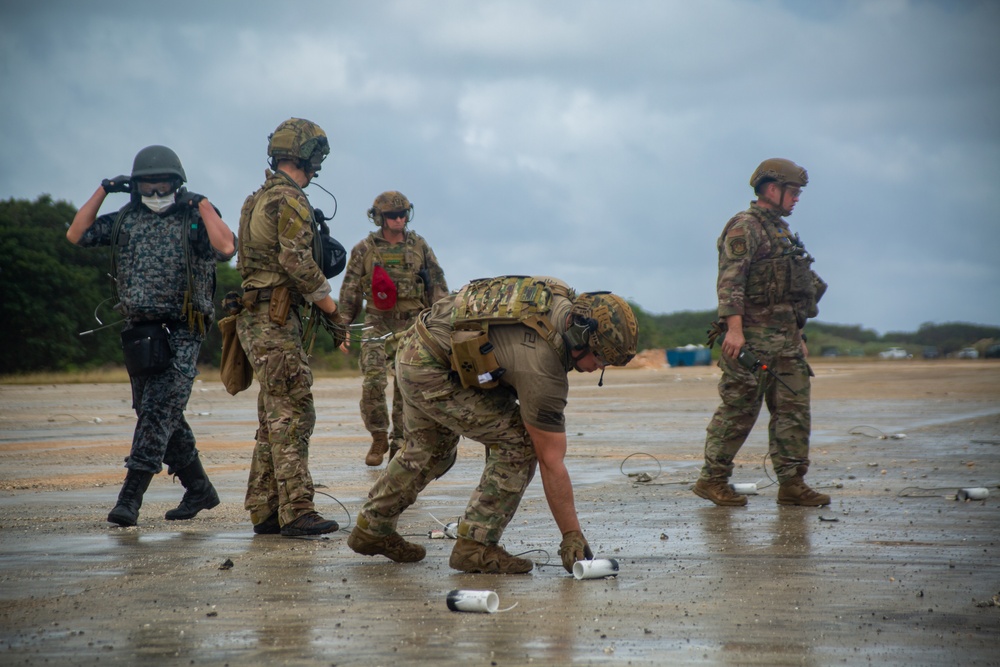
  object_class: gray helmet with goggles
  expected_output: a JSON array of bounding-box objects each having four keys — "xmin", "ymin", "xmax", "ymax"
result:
[
  {"xmin": 267, "ymin": 117, "xmax": 330, "ymax": 173},
  {"xmin": 131, "ymin": 145, "xmax": 186, "ymax": 183}
]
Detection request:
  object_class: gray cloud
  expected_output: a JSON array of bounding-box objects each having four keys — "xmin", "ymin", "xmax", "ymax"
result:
[{"xmin": 2, "ymin": 0, "xmax": 998, "ymax": 334}]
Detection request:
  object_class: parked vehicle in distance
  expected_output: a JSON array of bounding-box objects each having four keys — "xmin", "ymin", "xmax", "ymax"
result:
[
  {"xmin": 922, "ymin": 346, "xmax": 941, "ymax": 359},
  {"xmin": 956, "ymin": 347, "xmax": 979, "ymax": 359},
  {"xmin": 879, "ymin": 347, "xmax": 912, "ymax": 360},
  {"xmin": 985, "ymin": 344, "xmax": 1000, "ymax": 359}
]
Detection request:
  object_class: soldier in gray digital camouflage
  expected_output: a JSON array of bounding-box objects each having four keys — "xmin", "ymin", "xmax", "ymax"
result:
[
  {"xmin": 337, "ymin": 191, "xmax": 448, "ymax": 467},
  {"xmin": 695, "ymin": 158, "xmax": 830, "ymax": 507},
  {"xmin": 235, "ymin": 118, "xmax": 346, "ymax": 537},
  {"xmin": 67, "ymin": 145, "xmax": 237, "ymax": 527},
  {"xmin": 347, "ymin": 276, "xmax": 638, "ymax": 574}
]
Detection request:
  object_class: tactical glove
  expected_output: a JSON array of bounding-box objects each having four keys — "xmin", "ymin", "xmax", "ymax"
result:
[
  {"xmin": 101, "ymin": 175, "xmax": 131, "ymax": 194},
  {"xmin": 318, "ymin": 308, "xmax": 347, "ymax": 348},
  {"xmin": 176, "ymin": 190, "xmax": 206, "ymax": 208},
  {"xmin": 559, "ymin": 530, "xmax": 594, "ymax": 574}
]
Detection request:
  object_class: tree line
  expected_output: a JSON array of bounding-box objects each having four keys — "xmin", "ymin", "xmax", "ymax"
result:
[{"xmin": 1, "ymin": 196, "xmax": 996, "ymax": 375}]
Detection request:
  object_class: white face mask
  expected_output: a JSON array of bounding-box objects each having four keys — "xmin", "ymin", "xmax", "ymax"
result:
[{"xmin": 141, "ymin": 192, "xmax": 176, "ymax": 214}]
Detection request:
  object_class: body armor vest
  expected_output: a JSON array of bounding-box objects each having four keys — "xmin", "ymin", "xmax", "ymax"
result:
[{"xmin": 362, "ymin": 235, "xmax": 426, "ymax": 311}]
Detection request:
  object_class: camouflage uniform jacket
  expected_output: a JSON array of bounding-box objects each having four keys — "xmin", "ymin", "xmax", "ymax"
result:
[
  {"xmin": 716, "ymin": 202, "xmax": 806, "ymax": 354},
  {"xmin": 80, "ymin": 203, "xmax": 234, "ymax": 326},
  {"xmin": 421, "ymin": 278, "xmax": 575, "ymax": 432},
  {"xmin": 338, "ymin": 229, "xmax": 448, "ymax": 323},
  {"xmin": 237, "ymin": 170, "xmax": 330, "ymax": 303}
]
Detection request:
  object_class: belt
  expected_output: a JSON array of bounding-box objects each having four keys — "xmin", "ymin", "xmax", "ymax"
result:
[
  {"xmin": 414, "ymin": 316, "xmax": 451, "ymax": 367},
  {"xmin": 241, "ymin": 287, "xmax": 304, "ymax": 310}
]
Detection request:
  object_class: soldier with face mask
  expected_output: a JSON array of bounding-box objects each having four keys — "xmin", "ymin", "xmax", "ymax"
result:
[
  {"xmin": 695, "ymin": 158, "xmax": 829, "ymax": 508},
  {"xmin": 67, "ymin": 145, "xmax": 237, "ymax": 527},
  {"xmin": 347, "ymin": 276, "xmax": 638, "ymax": 575},
  {"xmin": 338, "ymin": 191, "xmax": 449, "ymax": 467}
]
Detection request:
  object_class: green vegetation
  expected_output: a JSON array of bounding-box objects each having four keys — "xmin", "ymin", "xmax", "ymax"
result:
[{"xmin": 1, "ymin": 196, "xmax": 996, "ymax": 378}]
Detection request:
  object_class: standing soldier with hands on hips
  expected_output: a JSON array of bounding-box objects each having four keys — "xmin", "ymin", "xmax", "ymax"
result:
[
  {"xmin": 695, "ymin": 158, "xmax": 829, "ymax": 508},
  {"xmin": 338, "ymin": 191, "xmax": 448, "ymax": 467},
  {"xmin": 67, "ymin": 145, "xmax": 236, "ymax": 527},
  {"xmin": 235, "ymin": 118, "xmax": 346, "ymax": 537},
  {"xmin": 348, "ymin": 276, "xmax": 638, "ymax": 575}
]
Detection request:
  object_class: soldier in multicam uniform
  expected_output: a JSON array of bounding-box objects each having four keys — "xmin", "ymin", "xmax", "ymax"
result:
[
  {"xmin": 694, "ymin": 158, "xmax": 829, "ymax": 507},
  {"xmin": 67, "ymin": 145, "xmax": 237, "ymax": 527},
  {"xmin": 338, "ymin": 191, "xmax": 448, "ymax": 467},
  {"xmin": 347, "ymin": 276, "xmax": 639, "ymax": 575},
  {"xmin": 236, "ymin": 118, "xmax": 346, "ymax": 537}
]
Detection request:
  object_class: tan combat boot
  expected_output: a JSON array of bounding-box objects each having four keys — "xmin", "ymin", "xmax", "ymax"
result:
[
  {"xmin": 347, "ymin": 526, "xmax": 426, "ymax": 562},
  {"xmin": 777, "ymin": 477, "xmax": 830, "ymax": 506},
  {"xmin": 693, "ymin": 478, "xmax": 748, "ymax": 507},
  {"xmin": 365, "ymin": 431, "xmax": 389, "ymax": 466},
  {"xmin": 448, "ymin": 537, "xmax": 533, "ymax": 574}
]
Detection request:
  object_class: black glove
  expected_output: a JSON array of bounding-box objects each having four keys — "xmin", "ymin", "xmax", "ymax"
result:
[
  {"xmin": 101, "ymin": 175, "xmax": 131, "ymax": 194},
  {"xmin": 176, "ymin": 189, "xmax": 206, "ymax": 208},
  {"xmin": 559, "ymin": 530, "xmax": 594, "ymax": 574},
  {"xmin": 318, "ymin": 308, "xmax": 347, "ymax": 348}
]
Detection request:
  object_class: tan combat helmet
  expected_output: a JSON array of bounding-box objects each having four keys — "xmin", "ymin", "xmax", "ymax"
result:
[
  {"xmin": 267, "ymin": 118, "xmax": 330, "ymax": 173},
  {"xmin": 569, "ymin": 292, "xmax": 638, "ymax": 366},
  {"xmin": 367, "ymin": 190, "xmax": 413, "ymax": 226},
  {"xmin": 749, "ymin": 158, "xmax": 808, "ymax": 192}
]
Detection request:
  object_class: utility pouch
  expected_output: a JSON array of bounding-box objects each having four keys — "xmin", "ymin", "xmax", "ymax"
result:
[
  {"xmin": 450, "ymin": 329, "xmax": 504, "ymax": 389},
  {"xmin": 218, "ymin": 314, "xmax": 253, "ymax": 395},
  {"xmin": 268, "ymin": 286, "xmax": 293, "ymax": 326},
  {"xmin": 121, "ymin": 322, "xmax": 174, "ymax": 377}
]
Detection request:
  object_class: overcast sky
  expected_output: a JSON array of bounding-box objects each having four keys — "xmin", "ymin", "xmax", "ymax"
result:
[{"xmin": 2, "ymin": 0, "xmax": 998, "ymax": 335}]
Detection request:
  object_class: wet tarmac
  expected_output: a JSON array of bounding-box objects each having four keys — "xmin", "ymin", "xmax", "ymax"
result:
[{"xmin": 1, "ymin": 360, "xmax": 998, "ymax": 666}]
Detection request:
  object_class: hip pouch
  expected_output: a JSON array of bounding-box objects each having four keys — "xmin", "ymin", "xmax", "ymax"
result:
[
  {"xmin": 450, "ymin": 329, "xmax": 503, "ymax": 389},
  {"xmin": 121, "ymin": 322, "xmax": 174, "ymax": 377},
  {"xmin": 217, "ymin": 314, "xmax": 253, "ymax": 395}
]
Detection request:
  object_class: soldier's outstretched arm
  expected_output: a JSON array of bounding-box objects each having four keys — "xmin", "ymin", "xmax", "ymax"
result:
[{"xmin": 526, "ymin": 423, "xmax": 581, "ymax": 535}]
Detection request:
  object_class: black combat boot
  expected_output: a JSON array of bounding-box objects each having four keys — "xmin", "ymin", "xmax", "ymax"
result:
[
  {"xmin": 165, "ymin": 456, "xmax": 221, "ymax": 520},
  {"xmin": 107, "ymin": 469, "xmax": 154, "ymax": 526}
]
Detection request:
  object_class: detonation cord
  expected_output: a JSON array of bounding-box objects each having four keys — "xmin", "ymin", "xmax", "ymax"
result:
[{"xmin": 314, "ymin": 487, "xmax": 352, "ymax": 529}]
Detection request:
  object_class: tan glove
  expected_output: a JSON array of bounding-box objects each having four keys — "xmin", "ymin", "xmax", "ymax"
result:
[
  {"xmin": 317, "ymin": 306, "xmax": 347, "ymax": 348},
  {"xmin": 558, "ymin": 530, "xmax": 594, "ymax": 574}
]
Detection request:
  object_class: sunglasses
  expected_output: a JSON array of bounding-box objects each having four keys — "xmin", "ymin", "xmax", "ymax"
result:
[
  {"xmin": 136, "ymin": 180, "xmax": 178, "ymax": 197},
  {"xmin": 383, "ymin": 211, "xmax": 407, "ymax": 220}
]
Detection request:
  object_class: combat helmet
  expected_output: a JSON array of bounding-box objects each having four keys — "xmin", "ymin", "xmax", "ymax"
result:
[
  {"xmin": 131, "ymin": 145, "xmax": 186, "ymax": 183},
  {"xmin": 568, "ymin": 292, "xmax": 638, "ymax": 366},
  {"xmin": 367, "ymin": 190, "xmax": 413, "ymax": 226},
  {"xmin": 267, "ymin": 118, "xmax": 330, "ymax": 173},
  {"xmin": 750, "ymin": 158, "xmax": 808, "ymax": 192}
]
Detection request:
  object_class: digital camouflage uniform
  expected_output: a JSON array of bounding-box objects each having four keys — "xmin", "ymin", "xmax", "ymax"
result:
[
  {"xmin": 236, "ymin": 169, "xmax": 331, "ymax": 527},
  {"xmin": 79, "ymin": 204, "xmax": 234, "ymax": 475},
  {"xmin": 338, "ymin": 230, "xmax": 448, "ymax": 451},
  {"xmin": 354, "ymin": 277, "xmax": 575, "ymax": 545},
  {"xmin": 702, "ymin": 201, "xmax": 822, "ymax": 483}
]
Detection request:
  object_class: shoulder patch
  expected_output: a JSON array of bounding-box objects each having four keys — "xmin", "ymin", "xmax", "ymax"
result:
[
  {"xmin": 276, "ymin": 195, "xmax": 312, "ymax": 239},
  {"xmin": 727, "ymin": 237, "xmax": 748, "ymax": 257}
]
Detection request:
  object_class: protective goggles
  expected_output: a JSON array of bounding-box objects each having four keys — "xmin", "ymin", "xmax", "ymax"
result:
[{"xmin": 136, "ymin": 180, "xmax": 179, "ymax": 197}]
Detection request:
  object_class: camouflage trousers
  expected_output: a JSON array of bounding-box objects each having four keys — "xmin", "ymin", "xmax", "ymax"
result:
[
  {"xmin": 125, "ymin": 325, "xmax": 202, "ymax": 475},
  {"xmin": 358, "ymin": 312, "xmax": 415, "ymax": 448},
  {"xmin": 357, "ymin": 326, "xmax": 536, "ymax": 545},
  {"xmin": 701, "ymin": 351, "xmax": 812, "ymax": 483},
  {"xmin": 237, "ymin": 305, "xmax": 318, "ymax": 526}
]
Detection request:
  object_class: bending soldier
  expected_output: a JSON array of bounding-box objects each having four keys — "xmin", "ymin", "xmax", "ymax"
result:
[
  {"xmin": 347, "ymin": 276, "xmax": 638, "ymax": 574},
  {"xmin": 67, "ymin": 145, "xmax": 236, "ymax": 527}
]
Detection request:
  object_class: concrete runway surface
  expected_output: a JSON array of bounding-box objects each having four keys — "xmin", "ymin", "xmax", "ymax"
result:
[{"xmin": 1, "ymin": 360, "xmax": 998, "ymax": 666}]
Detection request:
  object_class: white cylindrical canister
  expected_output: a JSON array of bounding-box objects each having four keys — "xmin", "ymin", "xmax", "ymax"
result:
[
  {"xmin": 573, "ymin": 558, "xmax": 620, "ymax": 580},
  {"xmin": 730, "ymin": 482, "xmax": 758, "ymax": 495},
  {"xmin": 446, "ymin": 589, "xmax": 500, "ymax": 613},
  {"xmin": 957, "ymin": 487, "xmax": 989, "ymax": 501}
]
